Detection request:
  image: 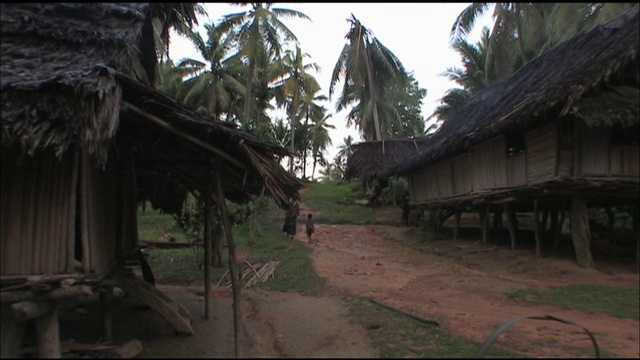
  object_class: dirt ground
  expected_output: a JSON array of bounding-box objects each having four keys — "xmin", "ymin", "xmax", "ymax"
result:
[{"xmin": 57, "ymin": 194, "xmax": 639, "ymax": 358}]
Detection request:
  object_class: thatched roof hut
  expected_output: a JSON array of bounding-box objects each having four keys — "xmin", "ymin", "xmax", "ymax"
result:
[
  {"xmin": 1, "ymin": 3, "xmax": 301, "ymax": 209},
  {"xmin": 390, "ymin": 5, "xmax": 639, "ymax": 177},
  {"xmin": 1, "ymin": 3, "xmax": 300, "ymax": 357},
  {"xmin": 346, "ymin": 5, "xmax": 639, "ymax": 181}
]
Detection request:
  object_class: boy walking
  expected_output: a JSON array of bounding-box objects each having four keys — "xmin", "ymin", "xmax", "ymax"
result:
[{"xmin": 305, "ymin": 213, "xmax": 315, "ymax": 243}]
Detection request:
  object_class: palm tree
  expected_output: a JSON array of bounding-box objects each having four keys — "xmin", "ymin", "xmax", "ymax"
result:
[
  {"xmin": 330, "ymin": 14, "xmax": 408, "ymax": 141},
  {"xmin": 177, "ymin": 23, "xmax": 246, "ymax": 120},
  {"xmin": 150, "ymin": 3, "xmax": 207, "ymax": 62},
  {"xmin": 308, "ymin": 109, "xmax": 335, "ymax": 180},
  {"xmin": 218, "ymin": 3, "xmax": 310, "ymax": 130},
  {"xmin": 272, "ymin": 46, "xmax": 321, "ymax": 174}
]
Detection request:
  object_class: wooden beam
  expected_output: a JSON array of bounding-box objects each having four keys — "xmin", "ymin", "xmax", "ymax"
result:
[
  {"xmin": 121, "ymin": 102, "xmax": 245, "ymax": 170},
  {"xmin": 214, "ymin": 170, "xmax": 243, "ymax": 358},
  {"xmin": 555, "ymin": 209, "xmax": 566, "ymax": 248},
  {"xmin": 481, "ymin": 204, "xmax": 490, "ymax": 244},
  {"xmin": 1, "ymin": 303, "xmax": 27, "ymax": 358},
  {"xmin": 11, "ymin": 301, "xmax": 52, "ymax": 322}
]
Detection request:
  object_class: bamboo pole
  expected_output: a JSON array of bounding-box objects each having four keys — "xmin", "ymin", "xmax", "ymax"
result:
[
  {"xmin": 214, "ymin": 170, "xmax": 243, "ymax": 358},
  {"xmin": 80, "ymin": 153, "xmax": 91, "ymax": 273},
  {"xmin": 204, "ymin": 174, "xmax": 213, "ymax": 319},
  {"xmin": 55, "ymin": 154, "xmax": 68, "ymax": 274},
  {"xmin": 41, "ymin": 155, "xmax": 54, "ymax": 273},
  {"xmin": 481, "ymin": 204, "xmax": 490, "ymax": 244}
]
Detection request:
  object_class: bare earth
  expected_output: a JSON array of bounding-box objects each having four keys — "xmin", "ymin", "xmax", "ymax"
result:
[{"xmin": 59, "ymin": 197, "xmax": 639, "ymax": 358}]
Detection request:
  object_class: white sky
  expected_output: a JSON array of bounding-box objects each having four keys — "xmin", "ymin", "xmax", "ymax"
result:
[{"xmin": 169, "ymin": 3, "xmax": 494, "ymax": 164}]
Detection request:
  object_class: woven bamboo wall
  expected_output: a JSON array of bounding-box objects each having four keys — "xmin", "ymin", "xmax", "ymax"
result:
[
  {"xmin": 1, "ymin": 147, "xmax": 79, "ymax": 276},
  {"xmin": 526, "ymin": 123, "xmax": 558, "ymax": 182}
]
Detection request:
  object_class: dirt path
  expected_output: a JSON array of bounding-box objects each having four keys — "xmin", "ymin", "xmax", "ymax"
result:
[{"xmin": 59, "ymin": 193, "xmax": 639, "ymax": 358}]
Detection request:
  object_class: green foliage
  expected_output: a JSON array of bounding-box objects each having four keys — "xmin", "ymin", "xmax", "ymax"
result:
[
  {"xmin": 301, "ymin": 181, "xmax": 378, "ymax": 224},
  {"xmin": 347, "ymin": 298, "xmax": 519, "ymax": 358},
  {"xmin": 375, "ymin": 177, "xmax": 408, "ymax": 206},
  {"xmin": 508, "ymin": 284, "xmax": 640, "ymax": 320}
]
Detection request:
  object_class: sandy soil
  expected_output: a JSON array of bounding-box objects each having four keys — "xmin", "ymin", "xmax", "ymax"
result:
[{"xmin": 57, "ymin": 192, "xmax": 639, "ymax": 358}]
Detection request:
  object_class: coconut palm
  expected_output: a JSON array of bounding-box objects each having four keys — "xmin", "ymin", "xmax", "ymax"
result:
[
  {"xmin": 308, "ymin": 110, "xmax": 335, "ymax": 180},
  {"xmin": 272, "ymin": 46, "xmax": 321, "ymax": 173},
  {"xmin": 177, "ymin": 23, "xmax": 246, "ymax": 120},
  {"xmin": 218, "ymin": 3, "xmax": 310, "ymax": 130},
  {"xmin": 330, "ymin": 14, "xmax": 409, "ymax": 141},
  {"xmin": 150, "ymin": 3, "xmax": 207, "ymax": 62}
]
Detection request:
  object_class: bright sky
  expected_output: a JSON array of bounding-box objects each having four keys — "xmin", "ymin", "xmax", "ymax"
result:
[{"xmin": 169, "ymin": 3, "xmax": 493, "ymax": 165}]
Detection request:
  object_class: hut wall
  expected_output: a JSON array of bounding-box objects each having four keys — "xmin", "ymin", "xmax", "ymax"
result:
[
  {"xmin": 506, "ymin": 153, "xmax": 527, "ymax": 185},
  {"xmin": 1, "ymin": 147, "xmax": 79, "ymax": 276},
  {"xmin": 435, "ymin": 161, "xmax": 453, "ymax": 198},
  {"xmin": 424, "ymin": 165, "xmax": 440, "ymax": 200},
  {"xmin": 451, "ymin": 154, "xmax": 473, "ymax": 194},
  {"xmin": 575, "ymin": 122, "xmax": 611, "ymax": 176},
  {"xmin": 525, "ymin": 124, "xmax": 557, "ymax": 183},
  {"xmin": 610, "ymin": 144, "xmax": 639, "ymax": 176},
  {"xmin": 78, "ymin": 150, "xmax": 120, "ymax": 274},
  {"xmin": 409, "ymin": 169, "xmax": 428, "ymax": 203},
  {"xmin": 470, "ymin": 137, "xmax": 507, "ymax": 190}
]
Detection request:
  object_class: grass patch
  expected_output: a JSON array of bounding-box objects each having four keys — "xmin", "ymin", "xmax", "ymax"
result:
[
  {"xmin": 508, "ymin": 284, "xmax": 639, "ymax": 320},
  {"xmin": 346, "ymin": 297, "xmax": 520, "ymax": 358},
  {"xmin": 137, "ymin": 203, "xmax": 190, "ymax": 243},
  {"xmin": 143, "ymin": 199, "xmax": 324, "ymax": 295},
  {"xmin": 302, "ymin": 180, "xmax": 378, "ymax": 224}
]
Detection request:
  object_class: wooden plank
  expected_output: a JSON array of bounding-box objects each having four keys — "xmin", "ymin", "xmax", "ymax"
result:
[
  {"xmin": 526, "ymin": 124, "xmax": 557, "ymax": 183},
  {"xmin": 80, "ymin": 152, "xmax": 91, "ymax": 273},
  {"xmin": 116, "ymin": 277, "xmax": 193, "ymax": 335},
  {"xmin": 21, "ymin": 157, "xmax": 36, "ymax": 275},
  {"xmin": 41, "ymin": 154, "xmax": 54, "ymax": 274}
]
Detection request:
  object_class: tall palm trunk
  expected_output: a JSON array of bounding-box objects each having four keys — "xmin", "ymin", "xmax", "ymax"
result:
[
  {"xmin": 289, "ymin": 90, "xmax": 299, "ymax": 174},
  {"xmin": 242, "ymin": 59, "xmax": 256, "ymax": 127},
  {"xmin": 363, "ymin": 45, "xmax": 382, "ymax": 141}
]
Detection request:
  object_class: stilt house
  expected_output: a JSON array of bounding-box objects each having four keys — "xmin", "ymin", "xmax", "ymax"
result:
[
  {"xmin": 346, "ymin": 6, "xmax": 639, "ymax": 268},
  {"xmin": 1, "ymin": 3, "xmax": 301, "ymax": 357}
]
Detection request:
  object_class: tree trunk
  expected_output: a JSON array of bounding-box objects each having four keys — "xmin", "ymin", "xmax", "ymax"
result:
[
  {"xmin": 363, "ymin": 44, "xmax": 382, "ymax": 141},
  {"xmin": 504, "ymin": 203, "xmax": 518, "ymax": 250}
]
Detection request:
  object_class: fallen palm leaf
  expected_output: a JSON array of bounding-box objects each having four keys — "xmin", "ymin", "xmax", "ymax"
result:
[{"xmin": 474, "ymin": 315, "xmax": 600, "ymax": 358}]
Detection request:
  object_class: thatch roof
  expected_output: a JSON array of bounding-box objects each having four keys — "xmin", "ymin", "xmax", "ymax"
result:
[
  {"xmin": 1, "ymin": 3, "xmax": 301, "ymax": 209},
  {"xmin": 344, "ymin": 137, "xmax": 432, "ymax": 180},
  {"xmin": 348, "ymin": 5, "xmax": 639, "ymax": 179}
]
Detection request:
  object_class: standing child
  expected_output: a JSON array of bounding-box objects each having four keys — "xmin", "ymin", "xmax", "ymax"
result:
[{"xmin": 305, "ymin": 213, "xmax": 315, "ymax": 243}]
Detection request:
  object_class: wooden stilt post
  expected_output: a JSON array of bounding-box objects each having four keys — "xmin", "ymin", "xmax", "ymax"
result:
[
  {"xmin": 481, "ymin": 204, "xmax": 490, "ymax": 244},
  {"xmin": 555, "ymin": 209, "xmax": 565, "ymax": 248},
  {"xmin": 214, "ymin": 170, "xmax": 243, "ymax": 358},
  {"xmin": 504, "ymin": 203, "xmax": 518, "ymax": 250},
  {"xmin": 534, "ymin": 200, "xmax": 542, "ymax": 257},
  {"xmin": 633, "ymin": 204, "xmax": 639, "ymax": 264},
  {"xmin": 34, "ymin": 305, "xmax": 60, "ymax": 358},
  {"xmin": 493, "ymin": 208, "xmax": 502, "ymax": 230},
  {"xmin": 1, "ymin": 303, "xmax": 27, "ymax": 358},
  {"xmin": 99, "ymin": 286, "xmax": 113, "ymax": 341},
  {"xmin": 571, "ymin": 194, "xmax": 593, "ymax": 268},
  {"xmin": 203, "ymin": 172, "xmax": 213, "ymax": 320},
  {"xmin": 550, "ymin": 209, "xmax": 558, "ymax": 241},
  {"xmin": 453, "ymin": 209, "xmax": 462, "ymax": 240}
]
